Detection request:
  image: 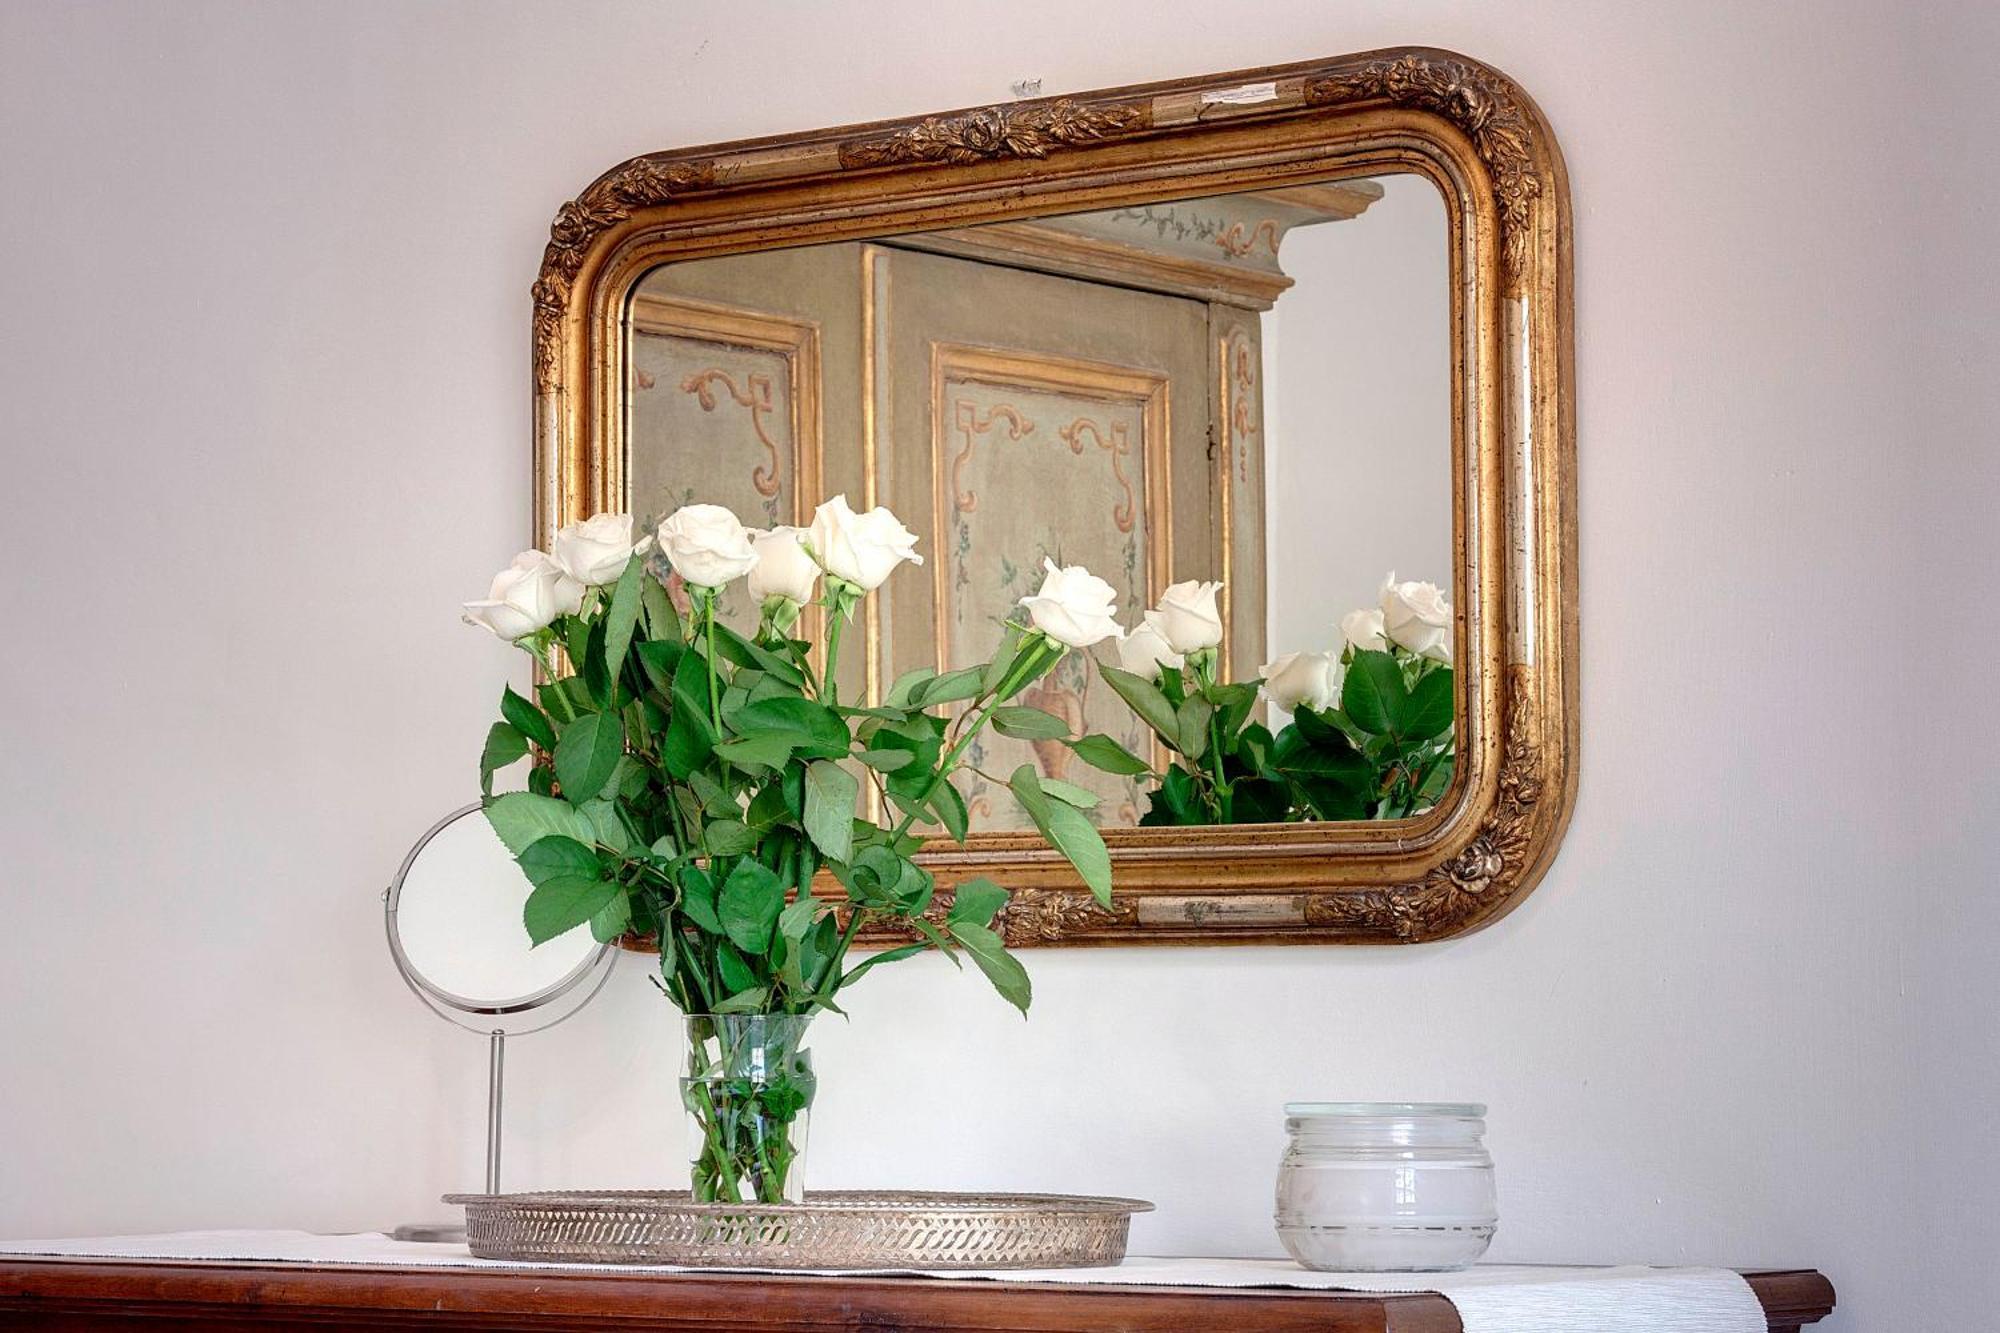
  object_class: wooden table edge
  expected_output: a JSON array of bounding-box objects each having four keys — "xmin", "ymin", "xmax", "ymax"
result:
[{"xmin": 0, "ymin": 1256, "xmax": 1836, "ymax": 1331}]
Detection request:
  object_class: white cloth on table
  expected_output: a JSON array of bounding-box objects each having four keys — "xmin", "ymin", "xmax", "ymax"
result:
[{"xmin": 0, "ymin": 1230, "xmax": 1771, "ymax": 1333}]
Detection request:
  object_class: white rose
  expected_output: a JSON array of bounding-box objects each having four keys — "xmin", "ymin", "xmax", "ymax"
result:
[
  {"xmin": 655, "ymin": 504, "xmax": 758, "ymax": 590},
  {"xmin": 747, "ymin": 526, "xmax": 821, "ymax": 604},
  {"xmin": 807, "ymin": 494, "xmax": 922, "ymax": 591},
  {"xmin": 1260, "ymin": 650, "xmax": 1343, "ymax": 713},
  {"xmin": 1340, "ymin": 607, "xmax": 1388, "ymax": 653},
  {"xmin": 549, "ymin": 511, "xmax": 636, "ymax": 587},
  {"xmin": 462, "ymin": 551, "xmax": 583, "ymax": 641},
  {"xmin": 1148, "ymin": 579, "xmax": 1224, "ymax": 654},
  {"xmin": 1018, "ymin": 558, "xmax": 1123, "ymax": 649},
  {"xmin": 1380, "ymin": 572, "xmax": 1453, "ymax": 663},
  {"xmin": 1116, "ymin": 620, "xmax": 1184, "ymax": 682}
]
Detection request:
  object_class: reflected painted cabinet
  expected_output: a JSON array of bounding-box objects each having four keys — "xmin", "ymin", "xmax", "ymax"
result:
[{"xmin": 626, "ymin": 183, "xmax": 1381, "ymax": 829}]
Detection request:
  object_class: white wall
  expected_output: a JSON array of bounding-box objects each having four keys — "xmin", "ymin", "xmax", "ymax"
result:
[
  {"xmin": 2, "ymin": 4, "xmax": 1993, "ymax": 1329},
  {"xmin": 1266, "ymin": 172, "xmax": 1452, "ymax": 652}
]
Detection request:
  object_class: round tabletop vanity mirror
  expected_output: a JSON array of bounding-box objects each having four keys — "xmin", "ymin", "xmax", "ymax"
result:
[{"xmin": 383, "ymin": 802, "xmax": 617, "ymax": 1239}]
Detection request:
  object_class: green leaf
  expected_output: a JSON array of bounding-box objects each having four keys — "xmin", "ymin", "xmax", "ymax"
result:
[
  {"xmin": 719, "ymin": 857, "xmax": 785, "ymax": 955},
  {"xmin": 1042, "ymin": 801, "xmax": 1112, "ymax": 907},
  {"xmin": 713, "ymin": 732, "xmax": 795, "ymax": 773},
  {"xmin": 929, "ymin": 780, "xmax": 970, "ymax": 843},
  {"xmin": 679, "ymin": 863, "xmax": 722, "ymax": 935},
  {"xmin": 917, "ymin": 665, "xmax": 985, "ymax": 707},
  {"xmin": 635, "ymin": 638, "xmax": 684, "ymax": 692},
  {"xmin": 1007, "ymin": 764, "xmax": 1053, "ymax": 828},
  {"xmin": 949, "ymin": 921, "xmax": 1032, "ymax": 1015},
  {"xmin": 589, "ymin": 888, "xmax": 633, "ymax": 943},
  {"xmin": 1039, "ymin": 778, "xmax": 1100, "ymax": 809},
  {"xmin": 703, "ymin": 819, "xmax": 758, "ymax": 856},
  {"xmin": 709, "ymin": 621, "xmax": 806, "ymax": 687},
  {"xmin": 1342, "ymin": 650, "xmax": 1408, "ymax": 735},
  {"xmin": 1007, "ymin": 765, "xmax": 1112, "ymax": 907},
  {"xmin": 1406, "ymin": 668, "xmax": 1455, "ymax": 739},
  {"xmin": 578, "ymin": 798, "xmax": 631, "ymax": 853},
  {"xmin": 501, "ymin": 685, "xmax": 557, "ymax": 750},
  {"xmin": 523, "ymin": 873, "xmax": 619, "ymax": 946},
  {"xmin": 853, "ymin": 746, "xmax": 918, "ymax": 771},
  {"xmin": 484, "ymin": 792, "xmax": 595, "ymax": 856},
  {"xmin": 1175, "ymin": 696, "xmax": 1214, "ymax": 761},
  {"xmin": 518, "ymin": 834, "xmax": 601, "ymax": 885},
  {"xmin": 662, "ymin": 704, "xmax": 715, "ymax": 779},
  {"xmin": 777, "ymin": 893, "xmax": 820, "ymax": 949},
  {"xmin": 712, "ymin": 986, "xmax": 770, "ymax": 1013},
  {"xmin": 946, "ymin": 878, "xmax": 1009, "ymax": 928},
  {"xmin": 641, "ymin": 574, "xmax": 682, "ymax": 643},
  {"xmin": 716, "ymin": 941, "xmax": 759, "ymax": 994},
  {"xmin": 803, "ymin": 760, "xmax": 860, "ymax": 864},
  {"xmin": 990, "ymin": 705, "xmax": 1071, "ymax": 740},
  {"xmin": 733, "ymin": 696, "xmax": 850, "ymax": 758},
  {"xmin": 479, "ymin": 721, "xmax": 527, "ymax": 796},
  {"xmin": 1100, "ymin": 664, "xmax": 1180, "ymax": 746},
  {"xmin": 884, "ymin": 666, "xmax": 937, "ymax": 709},
  {"xmin": 980, "ymin": 625, "xmax": 1025, "ymax": 693},
  {"xmin": 602, "ymin": 555, "xmax": 645, "ymax": 680},
  {"xmin": 1066, "ymin": 733, "xmax": 1153, "ymax": 777},
  {"xmin": 554, "ymin": 712, "xmax": 624, "ymax": 800}
]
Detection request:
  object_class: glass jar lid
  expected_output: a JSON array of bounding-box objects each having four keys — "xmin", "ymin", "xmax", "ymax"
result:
[{"xmin": 1284, "ymin": 1101, "xmax": 1486, "ymax": 1118}]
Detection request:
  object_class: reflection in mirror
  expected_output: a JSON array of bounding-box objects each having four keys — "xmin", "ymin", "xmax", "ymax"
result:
[{"xmin": 624, "ymin": 173, "xmax": 1453, "ymax": 833}]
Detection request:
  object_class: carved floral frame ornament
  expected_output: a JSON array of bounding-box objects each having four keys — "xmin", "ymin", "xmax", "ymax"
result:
[{"xmin": 532, "ymin": 47, "xmax": 1577, "ymax": 946}]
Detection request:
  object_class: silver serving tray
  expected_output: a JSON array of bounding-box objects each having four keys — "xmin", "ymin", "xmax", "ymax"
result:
[{"xmin": 445, "ymin": 1189, "xmax": 1154, "ymax": 1270}]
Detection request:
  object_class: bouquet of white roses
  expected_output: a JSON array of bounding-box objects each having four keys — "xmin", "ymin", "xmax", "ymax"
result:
[{"xmin": 463, "ymin": 495, "xmax": 1124, "ymax": 1201}]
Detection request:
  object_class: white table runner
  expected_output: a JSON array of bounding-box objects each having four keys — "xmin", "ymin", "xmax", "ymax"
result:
[{"xmin": 0, "ymin": 1230, "xmax": 1770, "ymax": 1333}]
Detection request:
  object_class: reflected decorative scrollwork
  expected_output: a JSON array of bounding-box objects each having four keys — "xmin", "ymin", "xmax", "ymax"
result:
[{"xmin": 681, "ymin": 369, "xmax": 784, "ymax": 498}]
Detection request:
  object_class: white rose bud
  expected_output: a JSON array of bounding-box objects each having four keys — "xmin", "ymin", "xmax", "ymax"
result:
[
  {"xmin": 1340, "ymin": 607, "xmax": 1388, "ymax": 653},
  {"xmin": 1115, "ymin": 620, "xmax": 1184, "ymax": 682},
  {"xmin": 1380, "ymin": 572, "xmax": 1453, "ymax": 663},
  {"xmin": 1148, "ymin": 579, "xmax": 1224, "ymax": 654},
  {"xmin": 1018, "ymin": 558, "xmax": 1123, "ymax": 649},
  {"xmin": 747, "ymin": 526, "xmax": 821, "ymax": 605},
  {"xmin": 807, "ymin": 494, "xmax": 923, "ymax": 591},
  {"xmin": 1260, "ymin": 650, "xmax": 1343, "ymax": 714},
  {"xmin": 655, "ymin": 504, "xmax": 758, "ymax": 590},
  {"xmin": 549, "ymin": 511, "xmax": 636, "ymax": 587},
  {"xmin": 462, "ymin": 551, "xmax": 583, "ymax": 642}
]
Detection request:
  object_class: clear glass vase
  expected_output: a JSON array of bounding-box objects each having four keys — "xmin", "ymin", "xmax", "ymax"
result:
[{"xmin": 680, "ymin": 1013, "xmax": 816, "ymax": 1204}]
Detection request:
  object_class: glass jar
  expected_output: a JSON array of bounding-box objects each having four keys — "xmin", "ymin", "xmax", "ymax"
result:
[
  {"xmin": 1274, "ymin": 1102, "xmax": 1497, "ymax": 1272},
  {"xmin": 680, "ymin": 1013, "xmax": 816, "ymax": 1204}
]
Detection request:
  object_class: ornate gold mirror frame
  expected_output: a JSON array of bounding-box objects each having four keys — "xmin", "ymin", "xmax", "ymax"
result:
[{"xmin": 531, "ymin": 47, "xmax": 1575, "ymax": 947}]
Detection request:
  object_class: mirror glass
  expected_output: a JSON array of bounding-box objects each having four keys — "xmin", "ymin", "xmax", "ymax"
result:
[
  {"xmin": 624, "ymin": 171, "xmax": 1452, "ymax": 832},
  {"xmin": 390, "ymin": 807, "xmax": 601, "ymax": 1008}
]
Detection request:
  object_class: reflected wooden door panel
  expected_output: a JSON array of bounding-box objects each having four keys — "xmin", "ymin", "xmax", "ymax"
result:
[{"xmin": 870, "ymin": 244, "xmax": 1261, "ymax": 830}]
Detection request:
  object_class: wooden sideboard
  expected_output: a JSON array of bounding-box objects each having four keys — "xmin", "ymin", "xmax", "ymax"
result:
[{"xmin": 0, "ymin": 1259, "xmax": 1835, "ymax": 1330}]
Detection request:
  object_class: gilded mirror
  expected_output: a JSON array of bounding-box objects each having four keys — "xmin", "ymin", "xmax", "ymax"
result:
[{"xmin": 532, "ymin": 48, "xmax": 1576, "ymax": 946}]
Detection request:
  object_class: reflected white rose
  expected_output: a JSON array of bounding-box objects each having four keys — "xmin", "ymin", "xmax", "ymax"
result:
[
  {"xmin": 807, "ymin": 494, "xmax": 923, "ymax": 591},
  {"xmin": 1148, "ymin": 579, "xmax": 1224, "ymax": 654},
  {"xmin": 1019, "ymin": 559, "xmax": 1122, "ymax": 649},
  {"xmin": 549, "ymin": 512, "xmax": 635, "ymax": 587},
  {"xmin": 1340, "ymin": 607, "xmax": 1388, "ymax": 653},
  {"xmin": 1115, "ymin": 620, "xmax": 1184, "ymax": 682},
  {"xmin": 747, "ymin": 526, "xmax": 821, "ymax": 604},
  {"xmin": 655, "ymin": 504, "xmax": 758, "ymax": 590},
  {"xmin": 1260, "ymin": 650, "xmax": 1343, "ymax": 714},
  {"xmin": 1380, "ymin": 572, "xmax": 1453, "ymax": 662},
  {"xmin": 462, "ymin": 551, "xmax": 583, "ymax": 641}
]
